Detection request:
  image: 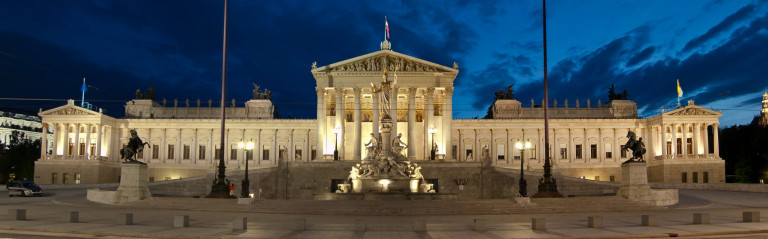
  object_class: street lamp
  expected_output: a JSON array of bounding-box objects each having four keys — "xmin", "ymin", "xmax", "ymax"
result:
[
  {"xmin": 238, "ymin": 139, "xmax": 254, "ymax": 198},
  {"xmin": 516, "ymin": 140, "xmax": 532, "ymax": 197},
  {"xmin": 332, "ymin": 126, "xmax": 341, "ymax": 161},
  {"xmin": 428, "ymin": 127, "xmax": 438, "ymax": 160}
]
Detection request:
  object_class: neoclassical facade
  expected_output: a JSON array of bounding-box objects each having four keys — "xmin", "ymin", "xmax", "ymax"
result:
[{"xmin": 34, "ymin": 42, "xmax": 725, "ymax": 186}]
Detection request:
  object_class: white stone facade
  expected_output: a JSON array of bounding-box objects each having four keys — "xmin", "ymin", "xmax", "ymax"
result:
[
  {"xmin": 34, "ymin": 47, "xmax": 725, "ymax": 186},
  {"xmin": 0, "ymin": 108, "xmax": 53, "ymax": 151}
]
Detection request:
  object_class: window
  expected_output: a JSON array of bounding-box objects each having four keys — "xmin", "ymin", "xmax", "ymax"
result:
[
  {"xmin": 167, "ymin": 145, "xmax": 175, "ymax": 159},
  {"xmin": 606, "ymin": 152, "xmax": 612, "ymax": 158},
  {"xmin": 295, "ymin": 149, "xmax": 302, "ymax": 161},
  {"xmin": 79, "ymin": 142, "xmax": 86, "ymax": 155},
  {"xmin": 183, "ymin": 145, "xmax": 190, "ymax": 159},
  {"xmin": 590, "ymin": 144, "xmax": 597, "ymax": 159},
  {"xmin": 230, "ymin": 145, "xmax": 237, "ymax": 160},
  {"xmin": 246, "ymin": 149, "xmax": 253, "ymax": 160},
  {"xmin": 52, "ymin": 173, "xmax": 58, "ymax": 184},
  {"xmin": 676, "ymin": 138, "xmax": 682, "ymax": 154},
  {"xmin": 68, "ymin": 143, "xmax": 74, "ymax": 155},
  {"xmin": 594, "ymin": 176, "xmax": 600, "ymax": 181},
  {"xmin": 686, "ymin": 138, "xmax": 693, "ymax": 154},
  {"xmin": 164, "ymin": 177, "xmax": 171, "ymax": 181},
  {"xmin": 666, "ymin": 141, "xmax": 672, "ymax": 155},
  {"xmin": 262, "ymin": 149, "xmax": 270, "ymax": 160},
  {"xmin": 453, "ymin": 145, "xmax": 458, "ymax": 160},
  {"xmin": 90, "ymin": 143, "xmax": 96, "ymax": 156},
  {"xmin": 149, "ymin": 177, "xmax": 155, "ymax": 182},
  {"xmin": 693, "ymin": 172, "xmax": 699, "ymax": 183},
  {"xmin": 610, "ymin": 176, "xmax": 615, "ymax": 182},
  {"xmin": 467, "ymin": 149, "xmax": 474, "ymax": 160},
  {"xmin": 311, "ymin": 147, "xmax": 316, "ymax": 161},
  {"xmin": 576, "ymin": 145, "xmax": 583, "ymax": 159},
  {"xmin": 621, "ymin": 145, "xmax": 627, "ymax": 158},
  {"xmin": 152, "ymin": 145, "xmax": 159, "ymax": 159},
  {"xmin": 215, "ymin": 147, "xmax": 221, "ymax": 160},
  {"xmin": 75, "ymin": 173, "xmax": 81, "ymax": 184},
  {"xmin": 682, "ymin": 172, "xmax": 688, "ymax": 183},
  {"xmin": 560, "ymin": 148, "xmax": 567, "ymax": 159},
  {"xmin": 63, "ymin": 173, "xmax": 69, "ymax": 184},
  {"xmin": 703, "ymin": 172, "xmax": 709, "ymax": 183},
  {"xmin": 137, "ymin": 148, "xmax": 144, "ymax": 159},
  {"xmin": 199, "ymin": 145, "xmax": 206, "ymax": 160}
]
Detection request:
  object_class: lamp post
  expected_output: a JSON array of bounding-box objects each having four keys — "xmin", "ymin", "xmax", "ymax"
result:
[
  {"xmin": 428, "ymin": 127, "xmax": 437, "ymax": 160},
  {"xmin": 332, "ymin": 126, "xmax": 340, "ymax": 161},
  {"xmin": 516, "ymin": 140, "xmax": 532, "ymax": 197},
  {"xmin": 238, "ymin": 139, "xmax": 254, "ymax": 198}
]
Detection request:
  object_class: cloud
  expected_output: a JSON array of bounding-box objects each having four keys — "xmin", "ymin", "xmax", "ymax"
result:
[
  {"xmin": 682, "ymin": 4, "xmax": 756, "ymax": 52},
  {"xmin": 626, "ymin": 46, "xmax": 655, "ymax": 67}
]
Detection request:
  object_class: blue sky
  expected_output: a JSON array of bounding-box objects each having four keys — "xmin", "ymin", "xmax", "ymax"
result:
[{"xmin": 1, "ymin": 0, "xmax": 767, "ymax": 126}]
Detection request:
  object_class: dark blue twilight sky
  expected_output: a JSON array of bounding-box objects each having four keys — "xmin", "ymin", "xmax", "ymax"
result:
[{"xmin": 1, "ymin": 0, "xmax": 767, "ymax": 126}]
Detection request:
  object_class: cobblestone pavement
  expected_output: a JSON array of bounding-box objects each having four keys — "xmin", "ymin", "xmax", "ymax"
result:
[{"xmin": 1, "ymin": 188, "xmax": 767, "ymax": 238}]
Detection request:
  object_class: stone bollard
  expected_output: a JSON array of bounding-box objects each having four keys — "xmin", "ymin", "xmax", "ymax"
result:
[
  {"xmin": 642, "ymin": 215, "xmax": 657, "ymax": 227},
  {"xmin": 474, "ymin": 219, "xmax": 487, "ymax": 232},
  {"xmin": 354, "ymin": 219, "xmax": 366, "ymax": 232},
  {"xmin": 532, "ymin": 218, "xmax": 546, "ymax": 231},
  {"xmin": 174, "ymin": 215, "xmax": 189, "ymax": 228},
  {"xmin": 118, "ymin": 213, "xmax": 133, "ymax": 225},
  {"xmin": 414, "ymin": 218, "xmax": 426, "ymax": 232},
  {"xmin": 69, "ymin": 211, "xmax": 79, "ymax": 223},
  {"xmin": 295, "ymin": 218, "xmax": 306, "ymax": 231},
  {"xmin": 233, "ymin": 217, "xmax": 247, "ymax": 230},
  {"xmin": 693, "ymin": 213, "xmax": 710, "ymax": 224},
  {"xmin": 9, "ymin": 209, "xmax": 26, "ymax": 221},
  {"xmin": 743, "ymin": 211, "xmax": 760, "ymax": 222},
  {"xmin": 588, "ymin": 216, "xmax": 602, "ymax": 228}
]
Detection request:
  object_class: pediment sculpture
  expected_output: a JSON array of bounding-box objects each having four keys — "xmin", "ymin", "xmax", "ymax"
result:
[
  {"xmin": 46, "ymin": 107, "xmax": 95, "ymax": 116},
  {"xmin": 331, "ymin": 55, "xmax": 440, "ymax": 72},
  {"xmin": 668, "ymin": 107, "xmax": 718, "ymax": 116}
]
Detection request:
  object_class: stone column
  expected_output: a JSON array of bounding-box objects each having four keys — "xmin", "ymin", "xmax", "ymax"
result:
[
  {"xmin": 583, "ymin": 128, "xmax": 589, "ymax": 162},
  {"xmin": 661, "ymin": 124, "xmax": 667, "ymax": 158},
  {"xmin": 353, "ymin": 87, "xmax": 362, "ymax": 160},
  {"xmin": 192, "ymin": 129, "xmax": 198, "ymax": 163},
  {"xmin": 407, "ymin": 87, "xmax": 417, "ymax": 159},
  {"xmin": 85, "ymin": 124, "xmax": 92, "ymax": 157},
  {"xmin": 272, "ymin": 129, "xmax": 278, "ymax": 165},
  {"xmin": 474, "ymin": 129, "xmax": 479, "ymax": 161},
  {"xmin": 490, "ymin": 130, "xmax": 495, "ymax": 165},
  {"xmin": 391, "ymin": 86, "xmax": 398, "ymax": 143},
  {"xmin": 304, "ymin": 130, "xmax": 310, "ymax": 162},
  {"xmin": 598, "ymin": 128, "xmax": 603, "ymax": 163},
  {"xmin": 144, "ymin": 128, "xmax": 151, "ymax": 161},
  {"xmin": 568, "ymin": 129, "xmax": 574, "ymax": 163},
  {"xmin": 208, "ymin": 129, "xmax": 214, "ymax": 165},
  {"xmin": 51, "ymin": 123, "xmax": 58, "ymax": 156},
  {"xmin": 613, "ymin": 128, "xmax": 619, "ymax": 162},
  {"xmin": 424, "ymin": 88, "xmax": 435, "ymax": 158},
  {"xmin": 703, "ymin": 124, "xmax": 710, "ymax": 155},
  {"xmin": 372, "ymin": 90, "xmax": 380, "ymax": 140},
  {"xmin": 713, "ymin": 123, "xmax": 719, "ymax": 156},
  {"xmin": 444, "ymin": 87, "xmax": 454, "ymax": 160},
  {"xmin": 256, "ymin": 129, "xmax": 261, "ymax": 164},
  {"xmin": 240, "ymin": 129, "xmax": 246, "ymax": 166},
  {"xmin": 692, "ymin": 123, "xmax": 699, "ymax": 156},
  {"xmin": 64, "ymin": 123, "xmax": 71, "ymax": 155},
  {"xmin": 74, "ymin": 123, "xmax": 81, "ymax": 156},
  {"xmin": 551, "ymin": 128, "xmax": 557, "ymax": 166},
  {"xmin": 506, "ymin": 129, "xmax": 511, "ymax": 165},
  {"xmin": 288, "ymin": 129, "xmax": 294, "ymax": 162},
  {"xmin": 335, "ymin": 87, "xmax": 344, "ymax": 160},
  {"xmin": 682, "ymin": 123, "xmax": 688, "ymax": 158},
  {"xmin": 40, "ymin": 123, "xmax": 48, "ymax": 158},
  {"xmin": 458, "ymin": 129, "xmax": 464, "ymax": 161},
  {"xmin": 161, "ymin": 129, "xmax": 167, "ymax": 163},
  {"xmin": 537, "ymin": 129, "xmax": 543, "ymax": 164},
  {"xmin": 316, "ymin": 87, "xmax": 326, "ymax": 160},
  {"xmin": 177, "ymin": 129, "xmax": 182, "ymax": 164}
]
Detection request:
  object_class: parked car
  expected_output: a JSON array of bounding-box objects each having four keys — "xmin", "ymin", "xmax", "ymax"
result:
[{"xmin": 6, "ymin": 180, "xmax": 43, "ymax": 197}]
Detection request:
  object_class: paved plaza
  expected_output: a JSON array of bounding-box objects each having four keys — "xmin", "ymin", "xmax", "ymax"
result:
[{"xmin": 1, "ymin": 187, "xmax": 767, "ymax": 238}]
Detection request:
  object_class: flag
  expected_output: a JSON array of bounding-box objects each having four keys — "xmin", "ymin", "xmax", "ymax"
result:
[
  {"xmin": 676, "ymin": 79, "xmax": 683, "ymax": 97},
  {"xmin": 385, "ymin": 16, "xmax": 390, "ymax": 39},
  {"xmin": 81, "ymin": 78, "xmax": 87, "ymax": 93}
]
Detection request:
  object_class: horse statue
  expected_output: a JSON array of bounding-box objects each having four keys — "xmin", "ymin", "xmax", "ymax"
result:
[
  {"xmin": 120, "ymin": 129, "xmax": 150, "ymax": 163},
  {"xmin": 621, "ymin": 131, "xmax": 646, "ymax": 163}
]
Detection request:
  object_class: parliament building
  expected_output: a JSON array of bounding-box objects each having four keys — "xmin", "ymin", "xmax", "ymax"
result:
[{"xmin": 34, "ymin": 41, "xmax": 725, "ymax": 198}]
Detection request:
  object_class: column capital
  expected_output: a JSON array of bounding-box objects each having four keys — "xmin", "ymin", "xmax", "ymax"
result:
[
  {"xmin": 334, "ymin": 87, "xmax": 344, "ymax": 93},
  {"xmin": 426, "ymin": 87, "xmax": 436, "ymax": 96},
  {"xmin": 352, "ymin": 87, "xmax": 361, "ymax": 96},
  {"xmin": 315, "ymin": 87, "xmax": 325, "ymax": 96},
  {"xmin": 408, "ymin": 87, "xmax": 417, "ymax": 95},
  {"xmin": 444, "ymin": 87, "xmax": 454, "ymax": 95}
]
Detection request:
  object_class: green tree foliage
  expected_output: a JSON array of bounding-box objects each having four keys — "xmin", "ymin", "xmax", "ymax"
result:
[
  {"xmin": 0, "ymin": 131, "xmax": 40, "ymax": 183},
  {"xmin": 720, "ymin": 124, "xmax": 768, "ymax": 183}
]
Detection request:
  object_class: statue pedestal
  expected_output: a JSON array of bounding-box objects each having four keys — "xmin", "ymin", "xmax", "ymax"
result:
[
  {"xmin": 351, "ymin": 179, "xmax": 362, "ymax": 193},
  {"xmin": 409, "ymin": 179, "xmax": 420, "ymax": 193},
  {"xmin": 617, "ymin": 162, "xmax": 677, "ymax": 206},
  {"xmin": 87, "ymin": 162, "xmax": 152, "ymax": 205}
]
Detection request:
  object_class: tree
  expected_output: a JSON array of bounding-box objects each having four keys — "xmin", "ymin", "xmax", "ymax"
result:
[
  {"xmin": 720, "ymin": 124, "xmax": 768, "ymax": 183},
  {"xmin": 0, "ymin": 131, "xmax": 40, "ymax": 183}
]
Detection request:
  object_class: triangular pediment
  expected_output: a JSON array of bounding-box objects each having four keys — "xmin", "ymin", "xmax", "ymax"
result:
[
  {"xmin": 39, "ymin": 104, "xmax": 99, "ymax": 117},
  {"xmin": 664, "ymin": 105, "xmax": 721, "ymax": 117},
  {"xmin": 311, "ymin": 50, "xmax": 458, "ymax": 74}
]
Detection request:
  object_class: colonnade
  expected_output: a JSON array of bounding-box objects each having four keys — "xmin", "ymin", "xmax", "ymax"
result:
[
  {"xmin": 44, "ymin": 122, "xmax": 111, "ymax": 161},
  {"xmin": 652, "ymin": 122, "xmax": 719, "ymax": 159}
]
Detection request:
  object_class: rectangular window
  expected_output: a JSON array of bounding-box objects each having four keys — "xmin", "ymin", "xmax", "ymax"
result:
[
  {"xmin": 90, "ymin": 144, "xmax": 96, "ymax": 156},
  {"xmin": 703, "ymin": 172, "xmax": 709, "ymax": 183},
  {"xmin": 199, "ymin": 145, "xmax": 206, "ymax": 160},
  {"xmin": 52, "ymin": 173, "xmax": 58, "ymax": 184},
  {"xmin": 152, "ymin": 145, "xmax": 159, "ymax": 159},
  {"xmin": 682, "ymin": 172, "xmax": 688, "ymax": 183},
  {"xmin": 621, "ymin": 145, "xmax": 628, "ymax": 158},
  {"xmin": 246, "ymin": 149, "xmax": 253, "ymax": 160},
  {"xmin": 594, "ymin": 176, "xmax": 600, "ymax": 181},
  {"xmin": 167, "ymin": 145, "xmax": 175, "ymax": 159},
  {"xmin": 68, "ymin": 143, "xmax": 74, "ymax": 155},
  {"xmin": 63, "ymin": 173, "xmax": 69, "ymax": 184},
  {"xmin": 79, "ymin": 143, "xmax": 86, "ymax": 155},
  {"xmin": 576, "ymin": 145, "xmax": 583, "ymax": 159},
  {"xmin": 215, "ymin": 147, "xmax": 221, "ymax": 160},
  {"xmin": 230, "ymin": 145, "xmax": 238, "ymax": 160},
  {"xmin": 75, "ymin": 173, "xmax": 81, "ymax": 184},
  {"xmin": 467, "ymin": 149, "xmax": 474, "ymax": 160},
  {"xmin": 606, "ymin": 152, "xmax": 612, "ymax": 158},
  {"xmin": 560, "ymin": 148, "xmax": 567, "ymax": 159},
  {"xmin": 666, "ymin": 141, "xmax": 672, "ymax": 155},
  {"xmin": 149, "ymin": 177, "xmax": 155, "ymax": 182},
  {"xmin": 693, "ymin": 172, "xmax": 699, "ymax": 183},
  {"xmin": 610, "ymin": 176, "xmax": 615, "ymax": 182},
  {"xmin": 311, "ymin": 148, "xmax": 316, "ymax": 161},
  {"xmin": 183, "ymin": 145, "xmax": 190, "ymax": 159},
  {"xmin": 137, "ymin": 148, "xmax": 144, "ymax": 159},
  {"xmin": 676, "ymin": 138, "xmax": 683, "ymax": 154},
  {"xmin": 590, "ymin": 144, "xmax": 597, "ymax": 159},
  {"xmin": 686, "ymin": 138, "xmax": 693, "ymax": 154},
  {"xmin": 295, "ymin": 149, "xmax": 302, "ymax": 161},
  {"xmin": 164, "ymin": 177, "xmax": 171, "ymax": 181},
  {"xmin": 453, "ymin": 145, "xmax": 458, "ymax": 160},
  {"xmin": 263, "ymin": 149, "xmax": 270, "ymax": 161}
]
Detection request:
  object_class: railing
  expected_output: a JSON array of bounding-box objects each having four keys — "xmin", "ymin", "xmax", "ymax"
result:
[{"xmin": 43, "ymin": 155, "xmax": 111, "ymax": 162}]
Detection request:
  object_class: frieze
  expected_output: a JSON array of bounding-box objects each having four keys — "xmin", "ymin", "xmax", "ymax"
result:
[
  {"xmin": 46, "ymin": 107, "xmax": 96, "ymax": 116},
  {"xmin": 668, "ymin": 108, "xmax": 718, "ymax": 116},
  {"xmin": 331, "ymin": 55, "xmax": 439, "ymax": 72}
]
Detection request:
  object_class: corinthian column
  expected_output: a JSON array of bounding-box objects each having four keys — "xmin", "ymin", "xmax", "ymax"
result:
[
  {"xmin": 424, "ymin": 87, "xmax": 435, "ymax": 159},
  {"xmin": 353, "ymin": 87, "xmax": 362, "ymax": 160},
  {"xmin": 391, "ymin": 86, "xmax": 398, "ymax": 143},
  {"xmin": 335, "ymin": 87, "xmax": 344, "ymax": 160},
  {"xmin": 372, "ymin": 90, "xmax": 380, "ymax": 139},
  {"xmin": 407, "ymin": 87, "xmax": 416, "ymax": 159},
  {"xmin": 444, "ymin": 87, "xmax": 454, "ymax": 160},
  {"xmin": 316, "ymin": 87, "xmax": 326, "ymax": 159}
]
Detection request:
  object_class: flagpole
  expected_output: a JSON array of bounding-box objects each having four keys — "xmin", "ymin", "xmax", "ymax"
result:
[{"xmin": 81, "ymin": 77, "xmax": 86, "ymax": 107}]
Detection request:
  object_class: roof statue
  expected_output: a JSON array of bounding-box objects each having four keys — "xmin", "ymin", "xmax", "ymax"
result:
[
  {"xmin": 608, "ymin": 84, "xmax": 628, "ymax": 101},
  {"xmin": 134, "ymin": 85, "xmax": 156, "ymax": 100},
  {"xmin": 495, "ymin": 84, "xmax": 515, "ymax": 100},
  {"xmin": 252, "ymin": 83, "xmax": 272, "ymax": 100}
]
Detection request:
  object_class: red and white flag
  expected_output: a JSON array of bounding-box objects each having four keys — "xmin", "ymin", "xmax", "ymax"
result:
[{"xmin": 385, "ymin": 16, "xmax": 390, "ymax": 39}]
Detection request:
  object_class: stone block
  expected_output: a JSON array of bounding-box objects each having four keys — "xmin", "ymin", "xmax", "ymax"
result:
[
  {"xmin": 474, "ymin": 219, "xmax": 487, "ymax": 232},
  {"xmin": 642, "ymin": 215, "xmax": 657, "ymax": 227},
  {"xmin": 532, "ymin": 218, "xmax": 546, "ymax": 231},
  {"xmin": 118, "ymin": 213, "xmax": 133, "ymax": 225},
  {"xmin": 414, "ymin": 218, "xmax": 426, "ymax": 232},
  {"xmin": 588, "ymin": 216, "xmax": 602, "ymax": 228},
  {"xmin": 693, "ymin": 213, "xmax": 709, "ymax": 224},
  {"xmin": 233, "ymin": 217, "xmax": 247, "ymax": 230},
  {"xmin": 174, "ymin": 215, "xmax": 189, "ymax": 228},
  {"xmin": 295, "ymin": 218, "xmax": 306, "ymax": 231},
  {"xmin": 743, "ymin": 211, "xmax": 760, "ymax": 222},
  {"xmin": 9, "ymin": 209, "xmax": 26, "ymax": 221},
  {"xmin": 354, "ymin": 219, "xmax": 366, "ymax": 232},
  {"xmin": 237, "ymin": 198, "xmax": 253, "ymax": 204},
  {"xmin": 69, "ymin": 211, "xmax": 79, "ymax": 223}
]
